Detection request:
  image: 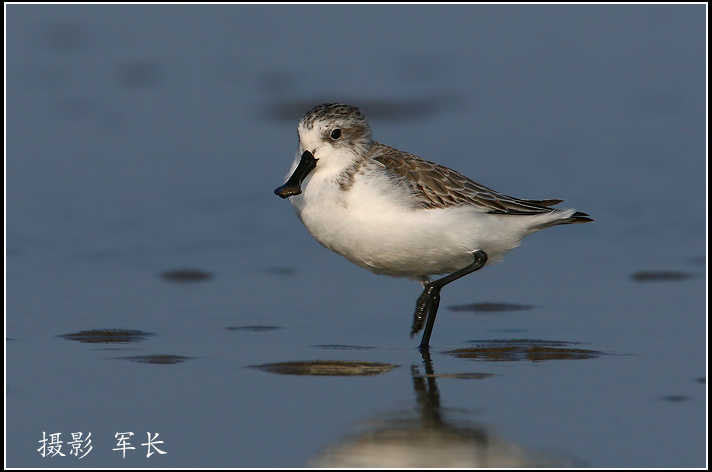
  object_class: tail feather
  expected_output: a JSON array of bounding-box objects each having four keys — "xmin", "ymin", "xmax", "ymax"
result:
[
  {"xmin": 531, "ymin": 209, "xmax": 594, "ymax": 231},
  {"xmin": 555, "ymin": 210, "xmax": 594, "ymax": 225},
  {"xmin": 493, "ymin": 193, "xmax": 593, "ymax": 228},
  {"xmin": 561, "ymin": 211, "xmax": 595, "ymax": 224}
]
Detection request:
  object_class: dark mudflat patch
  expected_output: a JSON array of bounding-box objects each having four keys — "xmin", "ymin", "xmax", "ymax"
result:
[
  {"xmin": 226, "ymin": 325, "xmax": 282, "ymax": 332},
  {"xmin": 449, "ymin": 303, "xmax": 535, "ymax": 313},
  {"xmin": 312, "ymin": 344, "xmax": 376, "ymax": 351},
  {"xmin": 60, "ymin": 329, "xmax": 155, "ymax": 344},
  {"xmin": 446, "ymin": 339, "xmax": 602, "ymax": 362},
  {"xmin": 660, "ymin": 395, "xmax": 690, "ymax": 403},
  {"xmin": 630, "ymin": 270, "xmax": 693, "ymax": 282},
  {"xmin": 250, "ymin": 360, "xmax": 399, "ymax": 376},
  {"xmin": 160, "ymin": 268, "xmax": 213, "ymax": 283},
  {"xmin": 118, "ymin": 354, "xmax": 193, "ymax": 365}
]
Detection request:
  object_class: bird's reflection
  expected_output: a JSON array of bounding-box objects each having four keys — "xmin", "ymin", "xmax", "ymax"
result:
[{"xmin": 309, "ymin": 351, "xmax": 574, "ymax": 467}]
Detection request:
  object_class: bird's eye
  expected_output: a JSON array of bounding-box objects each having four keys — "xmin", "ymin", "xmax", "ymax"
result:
[{"xmin": 330, "ymin": 128, "xmax": 342, "ymax": 140}]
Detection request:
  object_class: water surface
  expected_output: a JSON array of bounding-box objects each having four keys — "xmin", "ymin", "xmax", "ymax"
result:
[{"xmin": 6, "ymin": 4, "xmax": 706, "ymax": 467}]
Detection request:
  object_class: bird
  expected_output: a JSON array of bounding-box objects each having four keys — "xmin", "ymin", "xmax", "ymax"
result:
[{"xmin": 274, "ymin": 103, "xmax": 592, "ymax": 350}]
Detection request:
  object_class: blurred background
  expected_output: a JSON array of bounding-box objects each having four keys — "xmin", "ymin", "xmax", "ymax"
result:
[{"xmin": 6, "ymin": 4, "xmax": 706, "ymax": 467}]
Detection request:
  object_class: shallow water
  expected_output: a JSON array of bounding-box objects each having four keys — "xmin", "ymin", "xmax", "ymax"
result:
[{"xmin": 6, "ymin": 4, "xmax": 706, "ymax": 467}]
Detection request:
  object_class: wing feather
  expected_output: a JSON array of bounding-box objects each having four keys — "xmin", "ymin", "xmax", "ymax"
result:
[{"xmin": 369, "ymin": 143, "xmax": 563, "ymax": 215}]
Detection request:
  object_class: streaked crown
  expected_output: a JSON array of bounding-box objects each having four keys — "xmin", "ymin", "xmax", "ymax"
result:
[{"xmin": 298, "ymin": 103, "xmax": 373, "ymax": 153}]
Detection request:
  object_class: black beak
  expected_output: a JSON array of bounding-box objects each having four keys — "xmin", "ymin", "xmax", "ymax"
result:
[{"xmin": 274, "ymin": 150, "xmax": 317, "ymax": 199}]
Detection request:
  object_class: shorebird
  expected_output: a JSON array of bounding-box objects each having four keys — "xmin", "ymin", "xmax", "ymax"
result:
[{"xmin": 275, "ymin": 103, "xmax": 592, "ymax": 349}]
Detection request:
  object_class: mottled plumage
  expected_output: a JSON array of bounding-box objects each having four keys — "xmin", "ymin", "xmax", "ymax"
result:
[{"xmin": 367, "ymin": 143, "xmax": 590, "ymax": 220}]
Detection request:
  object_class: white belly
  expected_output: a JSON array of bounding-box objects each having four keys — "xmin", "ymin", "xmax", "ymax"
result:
[{"xmin": 288, "ymin": 170, "xmax": 527, "ymax": 279}]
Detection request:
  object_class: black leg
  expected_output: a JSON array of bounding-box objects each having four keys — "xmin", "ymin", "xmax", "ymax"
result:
[
  {"xmin": 411, "ymin": 284, "xmax": 434, "ymax": 337},
  {"xmin": 419, "ymin": 288, "xmax": 441, "ymax": 350},
  {"xmin": 414, "ymin": 250, "xmax": 488, "ymax": 351}
]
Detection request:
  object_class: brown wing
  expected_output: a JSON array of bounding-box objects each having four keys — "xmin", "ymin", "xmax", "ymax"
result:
[{"xmin": 369, "ymin": 143, "xmax": 564, "ymax": 215}]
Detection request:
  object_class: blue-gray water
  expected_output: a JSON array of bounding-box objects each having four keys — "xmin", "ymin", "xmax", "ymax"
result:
[{"xmin": 6, "ymin": 4, "xmax": 706, "ymax": 467}]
